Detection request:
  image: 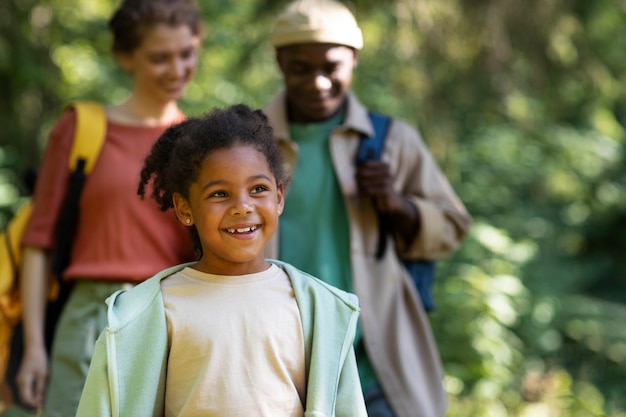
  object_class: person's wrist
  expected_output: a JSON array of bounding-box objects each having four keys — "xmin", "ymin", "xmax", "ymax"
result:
[
  {"xmin": 23, "ymin": 338, "xmax": 46, "ymax": 353},
  {"xmin": 384, "ymin": 192, "xmax": 413, "ymax": 217}
]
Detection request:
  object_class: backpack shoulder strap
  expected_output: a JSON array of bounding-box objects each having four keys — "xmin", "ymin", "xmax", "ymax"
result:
[
  {"xmin": 50, "ymin": 101, "xmax": 106, "ymax": 277},
  {"xmin": 357, "ymin": 111, "xmax": 393, "ymax": 260},
  {"xmin": 356, "ymin": 111, "xmax": 392, "ymax": 163},
  {"xmin": 66, "ymin": 101, "xmax": 107, "ymax": 173}
]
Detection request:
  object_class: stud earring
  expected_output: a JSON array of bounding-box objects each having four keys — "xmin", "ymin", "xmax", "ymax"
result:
[{"xmin": 185, "ymin": 218, "xmax": 191, "ymax": 224}]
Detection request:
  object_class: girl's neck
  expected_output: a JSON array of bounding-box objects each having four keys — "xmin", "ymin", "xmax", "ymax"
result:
[
  {"xmin": 107, "ymin": 96, "xmax": 182, "ymax": 127},
  {"xmin": 192, "ymin": 258, "xmax": 271, "ymax": 277}
]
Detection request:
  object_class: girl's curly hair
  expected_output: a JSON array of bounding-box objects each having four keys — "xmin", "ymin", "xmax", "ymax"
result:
[{"xmin": 138, "ymin": 104, "xmax": 286, "ymax": 256}]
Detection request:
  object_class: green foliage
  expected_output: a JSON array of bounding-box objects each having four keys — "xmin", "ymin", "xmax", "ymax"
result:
[{"xmin": 1, "ymin": 0, "xmax": 626, "ymax": 415}]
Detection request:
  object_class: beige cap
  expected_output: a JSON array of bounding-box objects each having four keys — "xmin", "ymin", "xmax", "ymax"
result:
[{"xmin": 270, "ymin": 0, "xmax": 363, "ymax": 50}]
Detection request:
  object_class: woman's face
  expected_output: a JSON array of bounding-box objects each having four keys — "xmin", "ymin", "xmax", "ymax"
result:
[{"xmin": 117, "ymin": 23, "xmax": 200, "ymax": 105}]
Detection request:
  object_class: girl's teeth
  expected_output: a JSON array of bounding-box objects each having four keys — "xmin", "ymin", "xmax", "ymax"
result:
[{"xmin": 227, "ymin": 226, "xmax": 256, "ymax": 234}]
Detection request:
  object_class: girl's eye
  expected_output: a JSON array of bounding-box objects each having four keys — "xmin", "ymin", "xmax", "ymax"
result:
[
  {"xmin": 251, "ymin": 185, "xmax": 268, "ymax": 194},
  {"xmin": 210, "ymin": 191, "xmax": 227, "ymax": 198}
]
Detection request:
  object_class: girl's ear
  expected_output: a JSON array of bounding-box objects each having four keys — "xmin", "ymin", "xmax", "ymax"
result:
[
  {"xmin": 173, "ymin": 192, "xmax": 194, "ymax": 226},
  {"xmin": 276, "ymin": 183, "xmax": 285, "ymax": 216}
]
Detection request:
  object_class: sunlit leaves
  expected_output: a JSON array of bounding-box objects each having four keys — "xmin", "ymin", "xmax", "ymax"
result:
[{"xmin": 52, "ymin": 42, "xmax": 101, "ymax": 86}]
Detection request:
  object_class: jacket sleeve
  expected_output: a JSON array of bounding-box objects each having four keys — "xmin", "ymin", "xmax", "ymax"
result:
[
  {"xmin": 389, "ymin": 120, "xmax": 472, "ymax": 260},
  {"xmin": 335, "ymin": 346, "xmax": 368, "ymax": 417},
  {"xmin": 76, "ymin": 332, "xmax": 114, "ymax": 417}
]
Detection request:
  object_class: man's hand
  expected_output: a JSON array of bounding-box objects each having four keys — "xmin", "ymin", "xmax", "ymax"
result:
[
  {"xmin": 356, "ymin": 160, "xmax": 420, "ymax": 244},
  {"xmin": 356, "ymin": 160, "xmax": 403, "ymax": 212}
]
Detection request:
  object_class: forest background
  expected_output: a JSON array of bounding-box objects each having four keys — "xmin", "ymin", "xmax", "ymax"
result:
[{"xmin": 1, "ymin": 0, "xmax": 625, "ymax": 416}]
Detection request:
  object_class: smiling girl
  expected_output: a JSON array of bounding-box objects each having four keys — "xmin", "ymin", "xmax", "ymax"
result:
[
  {"xmin": 16, "ymin": 1, "xmax": 202, "ymax": 415},
  {"xmin": 76, "ymin": 104, "xmax": 367, "ymax": 417}
]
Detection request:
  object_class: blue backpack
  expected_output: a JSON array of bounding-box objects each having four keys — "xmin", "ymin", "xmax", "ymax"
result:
[{"xmin": 357, "ymin": 112, "xmax": 437, "ymax": 312}]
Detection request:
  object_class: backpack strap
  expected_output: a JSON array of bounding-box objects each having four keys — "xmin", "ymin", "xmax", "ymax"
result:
[
  {"xmin": 359, "ymin": 112, "xmax": 438, "ymax": 311},
  {"xmin": 52, "ymin": 101, "xmax": 107, "ymax": 278},
  {"xmin": 66, "ymin": 101, "xmax": 107, "ymax": 173},
  {"xmin": 356, "ymin": 111, "xmax": 391, "ymax": 164},
  {"xmin": 358, "ymin": 112, "xmax": 392, "ymax": 260}
]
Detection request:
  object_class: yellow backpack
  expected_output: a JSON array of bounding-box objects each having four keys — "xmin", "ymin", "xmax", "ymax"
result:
[{"xmin": 0, "ymin": 101, "xmax": 106, "ymax": 406}]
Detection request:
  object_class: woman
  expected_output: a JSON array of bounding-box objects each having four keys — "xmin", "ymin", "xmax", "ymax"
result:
[{"xmin": 16, "ymin": 1, "xmax": 202, "ymax": 415}]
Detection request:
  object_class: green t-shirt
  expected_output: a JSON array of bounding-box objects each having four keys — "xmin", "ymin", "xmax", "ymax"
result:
[{"xmin": 279, "ymin": 113, "xmax": 378, "ymax": 391}]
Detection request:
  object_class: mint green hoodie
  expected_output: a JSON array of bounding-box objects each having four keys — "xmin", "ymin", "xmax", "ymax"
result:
[{"xmin": 76, "ymin": 260, "xmax": 366, "ymax": 417}]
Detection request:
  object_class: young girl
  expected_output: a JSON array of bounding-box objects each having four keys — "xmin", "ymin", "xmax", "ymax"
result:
[
  {"xmin": 16, "ymin": 0, "xmax": 202, "ymax": 415},
  {"xmin": 76, "ymin": 104, "xmax": 367, "ymax": 417}
]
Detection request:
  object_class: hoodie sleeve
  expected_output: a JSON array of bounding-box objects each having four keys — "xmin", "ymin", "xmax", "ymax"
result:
[
  {"xmin": 76, "ymin": 331, "xmax": 115, "ymax": 417},
  {"xmin": 335, "ymin": 346, "xmax": 368, "ymax": 417}
]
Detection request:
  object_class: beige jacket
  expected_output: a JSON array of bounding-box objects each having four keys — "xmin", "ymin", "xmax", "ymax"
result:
[{"xmin": 263, "ymin": 91, "xmax": 472, "ymax": 417}]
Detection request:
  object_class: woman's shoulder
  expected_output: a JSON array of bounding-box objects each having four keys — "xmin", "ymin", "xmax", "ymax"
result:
[
  {"xmin": 47, "ymin": 105, "xmax": 79, "ymax": 144},
  {"xmin": 48, "ymin": 102, "xmax": 107, "ymax": 148}
]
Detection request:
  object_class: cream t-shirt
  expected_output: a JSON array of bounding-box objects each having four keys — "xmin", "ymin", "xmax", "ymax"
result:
[{"xmin": 161, "ymin": 264, "xmax": 305, "ymax": 417}]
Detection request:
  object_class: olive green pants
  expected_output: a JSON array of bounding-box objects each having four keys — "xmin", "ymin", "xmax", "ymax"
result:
[{"xmin": 42, "ymin": 281, "xmax": 130, "ymax": 417}]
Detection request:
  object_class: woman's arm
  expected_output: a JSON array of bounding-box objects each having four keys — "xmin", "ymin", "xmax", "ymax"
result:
[{"xmin": 16, "ymin": 245, "xmax": 51, "ymax": 408}]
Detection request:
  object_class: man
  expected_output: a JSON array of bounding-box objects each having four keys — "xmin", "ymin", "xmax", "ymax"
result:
[{"xmin": 263, "ymin": 1, "xmax": 472, "ymax": 416}]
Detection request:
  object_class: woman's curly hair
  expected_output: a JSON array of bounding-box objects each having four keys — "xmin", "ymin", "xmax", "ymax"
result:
[{"xmin": 138, "ymin": 104, "xmax": 286, "ymax": 256}]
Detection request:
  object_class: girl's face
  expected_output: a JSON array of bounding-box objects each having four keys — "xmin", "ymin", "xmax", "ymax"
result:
[
  {"xmin": 174, "ymin": 145, "xmax": 285, "ymax": 276},
  {"xmin": 117, "ymin": 23, "xmax": 199, "ymax": 105}
]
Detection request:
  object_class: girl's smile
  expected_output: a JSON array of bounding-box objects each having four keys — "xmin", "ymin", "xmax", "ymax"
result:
[{"xmin": 225, "ymin": 224, "xmax": 259, "ymax": 235}]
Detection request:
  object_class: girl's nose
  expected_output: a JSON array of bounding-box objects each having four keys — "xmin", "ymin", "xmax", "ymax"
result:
[{"xmin": 229, "ymin": 198, "xmax": 254, "ymax": 216}]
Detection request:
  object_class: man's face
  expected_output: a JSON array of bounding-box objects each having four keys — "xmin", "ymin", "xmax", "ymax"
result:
[{"xmin": 276, "ymin": 43, "xmax": 358, "ymax": 123}]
